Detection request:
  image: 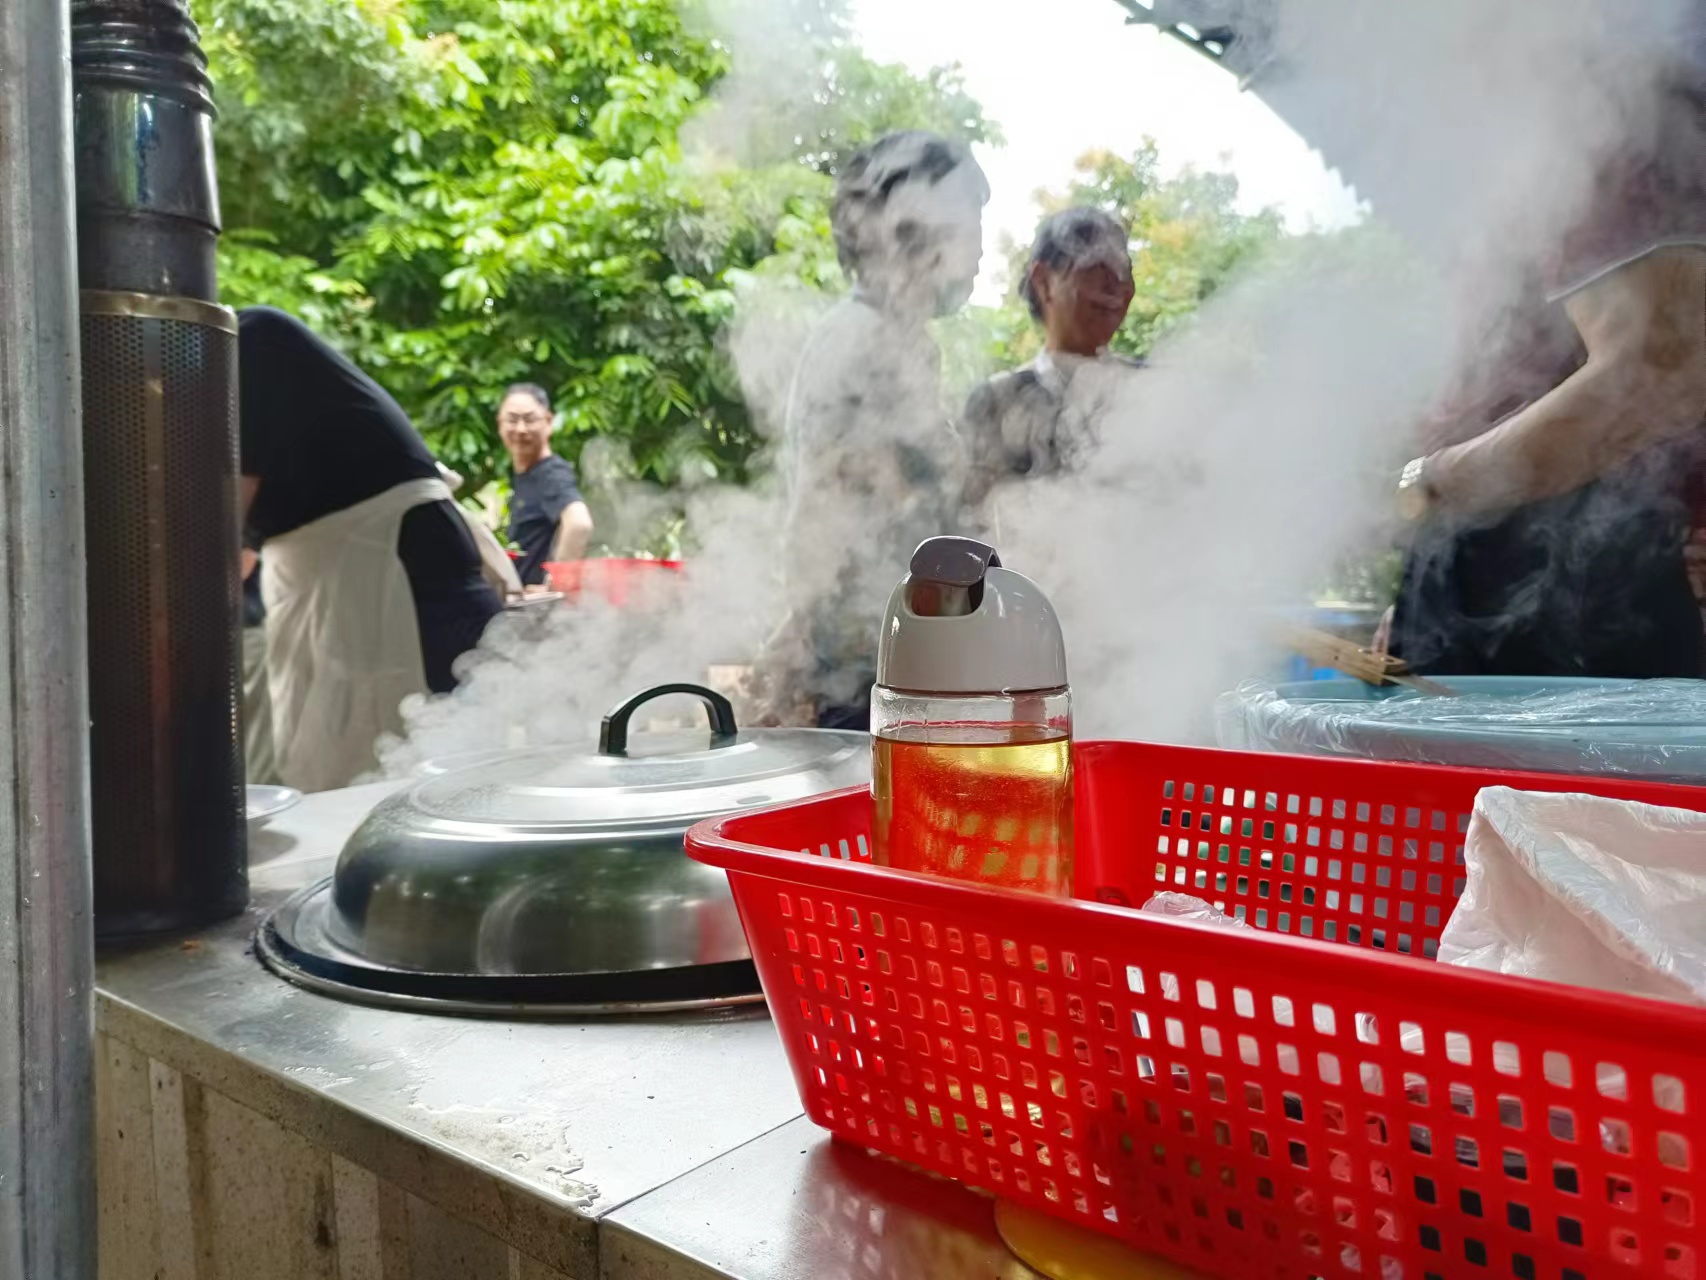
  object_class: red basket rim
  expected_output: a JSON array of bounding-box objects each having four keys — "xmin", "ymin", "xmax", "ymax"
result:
[
  {"xmin": 1070, "ymin": 738, "xmax": 1705, "ymax": 796},
  {"xmin": 688, "ymin": 778, "xmax": 1706, "ymax": 1055}
]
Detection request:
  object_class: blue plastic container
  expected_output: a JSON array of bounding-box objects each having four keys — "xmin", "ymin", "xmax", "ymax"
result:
[{"xmin": 1217, "ymin": 675, "xmax": 1706, "ymax": 784}]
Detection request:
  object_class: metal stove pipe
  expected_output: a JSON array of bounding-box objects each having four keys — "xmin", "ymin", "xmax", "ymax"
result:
[{"xmin": 72, "ymin": 0, "xmax": 247, "ymax": 940}]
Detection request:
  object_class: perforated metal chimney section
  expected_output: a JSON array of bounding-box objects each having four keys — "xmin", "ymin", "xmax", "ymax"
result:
[{"xmin": 72, "ymin": 0, "xmax": 247, "ymax": 940}]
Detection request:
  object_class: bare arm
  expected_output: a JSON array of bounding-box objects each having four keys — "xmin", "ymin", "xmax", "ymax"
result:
[
  {"xmin": 1424, "ymin": 248, "xmax": 1706, "ymax": 516},
  {"xmin": 550, "ymin": 501, "xmax": 593, "ymax": 562}
]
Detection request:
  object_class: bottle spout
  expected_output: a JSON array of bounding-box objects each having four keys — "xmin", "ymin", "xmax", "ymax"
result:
[{"xmin": 907, "ymin": 536, "xmax": 1002, "ymax": 618}]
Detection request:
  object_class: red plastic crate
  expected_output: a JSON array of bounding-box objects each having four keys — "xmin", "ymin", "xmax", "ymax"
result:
[
  {"xmin": 542, "ymin": 557, "xmax": 683, "ymax": 606},
  {"xmin": 687, "ymin": 742, "xmax": 1706, "ymax": 1280}
]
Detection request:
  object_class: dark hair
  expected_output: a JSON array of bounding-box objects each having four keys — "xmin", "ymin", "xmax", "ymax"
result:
[
  {"xmin": 831, "ymin": 131, "xmax": 990, "ymax": 278},
  {"xmin": 1018, "ymin": 208, "xmax": 1131, "ymax": 321},
  {"xmin": 501, "ymin": 382, "xmax": 552, "ymax": 414}
]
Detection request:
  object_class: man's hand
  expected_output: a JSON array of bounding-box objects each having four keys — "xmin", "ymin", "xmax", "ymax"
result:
[{"xmin": 1371, "ymin": 606, "xmax": 1395, "ymax": 660}]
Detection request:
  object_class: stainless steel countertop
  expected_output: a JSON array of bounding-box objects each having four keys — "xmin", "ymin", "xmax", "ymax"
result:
[
  {"xmin": 94, "ymin": 785, "xmax": 805, "ymax": 1226},
  {"xmin": 602, "ymin": 1118, "xmax": 1043, "ymax": 1280},
  {"xmin": 93, "ymin": 782, "xmax": 1056, "ymax": 1280}
]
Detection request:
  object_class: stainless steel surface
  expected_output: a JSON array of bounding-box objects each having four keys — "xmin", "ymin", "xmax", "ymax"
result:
[
  {"xmin": 100, "ymin": 785, "xmax": 1029, "ymax": 1279},
  {"xmin": 75, "ymin": 0, "xmax": 245, "ymax": 941},
  {"xmin": 70, "ymin": 0, "xmax": 220, "ymax": 298},
  {"xmin": 0, "ymin": 0, "xmax": 97, "ymax": 1270},
  {"xmin": 95, "ymin": 783, "xmax": 811, "ymax": 1220},
  {"xmin": 245, "ymin": 783, "xmax": 302, "ymax": 826},
  {"xmin": 507, "ymin": 590, "xmax": 565, "ymax": 609},
  {"xmin": 319, "ymin": 693, "xmax": 866, "ymax": 979},
  {"xmin": 80, "ymin": 289, "xmax": 237, "ymax": 333},
  {"xmin": 603, "ymin": 1118, "xmax": 1044, "ymax": 1280}
]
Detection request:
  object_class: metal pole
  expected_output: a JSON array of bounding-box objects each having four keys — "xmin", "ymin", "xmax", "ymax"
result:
[
  {"xmin": 73, "ymin": 0, "xmax": 248, "ymax": 942},
  {"xmin": 0, "ymin": 0, "xmax": 97, "ymax": 1273}
]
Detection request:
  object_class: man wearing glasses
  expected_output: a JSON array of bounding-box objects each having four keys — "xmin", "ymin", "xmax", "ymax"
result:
[{"xmin": 499, "ymin": 382, "xmax": 595, "ymax": 586}]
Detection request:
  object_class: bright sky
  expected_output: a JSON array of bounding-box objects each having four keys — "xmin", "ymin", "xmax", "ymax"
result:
[{"xmin": 848, "ymin": 0, "xmax": 1366, "ymax": 301}]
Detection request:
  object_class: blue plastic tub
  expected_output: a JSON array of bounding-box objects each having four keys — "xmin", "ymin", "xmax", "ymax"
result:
[{"xmin": 1217, "ymin": 675, "xmax": 1706, "ymax": 783}]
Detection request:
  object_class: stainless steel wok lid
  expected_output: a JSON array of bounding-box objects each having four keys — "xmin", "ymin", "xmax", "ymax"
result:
[{"xmin": 258, "ymin": 684, "xmax": 869, "ymax": 1014}]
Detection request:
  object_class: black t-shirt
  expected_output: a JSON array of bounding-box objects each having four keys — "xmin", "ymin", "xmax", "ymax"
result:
[
  {"xmin": 238, "ymin": 306, "xmax": 439, "ymax": 540},
  {"xmin": 508, "ymin": 454, "xmax": 583, "ymax": 586},
  {"xmin": 1390, "ymin": 83, "xmax": 1706, "ymax": 680},
  {"xmin": 1392, "ymin": 444, "xmax": 1703, "ymax": 679}
]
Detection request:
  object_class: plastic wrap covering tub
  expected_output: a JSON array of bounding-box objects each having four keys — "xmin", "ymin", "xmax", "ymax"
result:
[{"xmin": 1216, "ymin": 676, "xmax": 1706, "ymax": 782}]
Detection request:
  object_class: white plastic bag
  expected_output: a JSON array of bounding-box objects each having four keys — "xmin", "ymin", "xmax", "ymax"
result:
[
  {"xmin": 1438, "ymin": 786, "xmax": 1706, "ymax": 1006},
  {"xmin": 1141, "ymin": 892, "xmax": 1249, "ymax": 930}
]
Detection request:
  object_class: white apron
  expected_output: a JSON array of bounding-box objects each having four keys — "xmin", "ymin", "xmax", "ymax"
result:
[
  {"xmin": 241, "ymin": 624, "xmax": 279, "ymax": 786},
  {"xmin": 261, "ymin": 478, "xmax": 450, "ymax": 792}
]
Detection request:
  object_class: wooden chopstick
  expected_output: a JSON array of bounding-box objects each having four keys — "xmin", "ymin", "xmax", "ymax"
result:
[{"xmin": 1277, "ymin": 625, "xmax": 1455, "ymax": 697}]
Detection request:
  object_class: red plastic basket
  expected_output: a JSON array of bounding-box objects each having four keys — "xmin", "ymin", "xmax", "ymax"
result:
[
  {"xmin": 687, "ymin": 742, "xmax": 1706, "ymax": 1280},
  {"xmin": 541, "ymin": 557, "xmax": 683, "ymax": 605}
]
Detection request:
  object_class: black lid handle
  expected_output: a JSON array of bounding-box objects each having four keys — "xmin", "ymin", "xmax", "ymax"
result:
[
  {"xmin": 908, "ymin": 536, "xmax": 1002, "ymax": 618},
  {"xmin": 910, "ymin": 536, "xmax": 1000, "ymax": 587},
  {"xmin": 599, "ymin": 683, "xmax": 739, "ymax": 756}
]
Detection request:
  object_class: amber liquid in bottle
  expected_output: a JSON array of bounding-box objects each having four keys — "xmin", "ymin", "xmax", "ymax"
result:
[{"xmin": 872, "ymin": 722, "xmax": 1074, "ymax": 896}]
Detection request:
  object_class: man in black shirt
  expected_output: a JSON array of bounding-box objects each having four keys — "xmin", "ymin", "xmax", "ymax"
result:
[{"xmin": 499, "ymin": 383, "xmax": 594, "ymax": 585}]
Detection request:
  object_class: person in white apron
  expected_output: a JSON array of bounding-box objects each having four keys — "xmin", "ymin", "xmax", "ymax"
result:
[{"xmin": 239, "ymin": 308, "xmax": 503, "ymax": 792}]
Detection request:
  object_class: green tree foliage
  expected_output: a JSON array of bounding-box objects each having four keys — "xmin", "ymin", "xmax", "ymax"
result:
[
  {"xmin": 198, "ymin": 0, "xmax": 994, "ymax": 501},
  {"xmin": 203, "ymin": 0, "xmax": 1311, "ymax": 562}
]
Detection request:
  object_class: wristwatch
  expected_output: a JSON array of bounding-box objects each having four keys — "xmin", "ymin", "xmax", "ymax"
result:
[{"xmin": 1396, "ymin": 456, "xmax": 1434, "ymax": 522}]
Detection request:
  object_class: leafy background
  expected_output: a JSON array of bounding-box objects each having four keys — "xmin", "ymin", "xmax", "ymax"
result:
[{"xmin": 202, "ymin": 0, "xmax": 1299, "ymax": 559}]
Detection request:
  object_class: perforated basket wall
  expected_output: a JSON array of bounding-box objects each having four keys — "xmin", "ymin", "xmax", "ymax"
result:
[{"xmin": 688, "ymin": 743, "xmax": 1706, "ymax": 1280}]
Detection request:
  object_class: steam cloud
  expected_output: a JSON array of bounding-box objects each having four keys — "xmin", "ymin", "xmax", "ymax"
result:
[{"xmin": 378, "ymin": 0, "xmax": 1703, "ymax": 771}]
